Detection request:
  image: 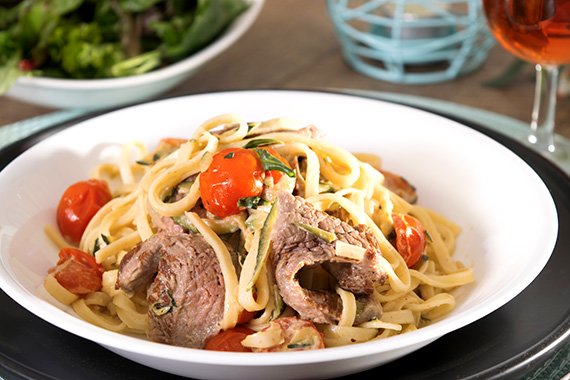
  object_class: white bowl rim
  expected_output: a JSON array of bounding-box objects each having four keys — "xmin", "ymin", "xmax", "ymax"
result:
[{"xmin": 0, "ymin": 89, "xmax": 559, "ymax": 368}]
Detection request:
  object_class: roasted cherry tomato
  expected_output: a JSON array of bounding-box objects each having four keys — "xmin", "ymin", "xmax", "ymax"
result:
[
  {"xmin": 258, "ymin": 147, "xmax": 290, "ymax": 185},
  {"xmin": 50, "ymin": 248, "xmax": 103, "ymax": 295},
  {"xmin": 392, "ymin": 213, "xmax": 426, "ymax": 268},
  {"xmin": 237, "ymin": 309, "xmax": 257, "ymax": 325},
  {"xmin": 199, "ymin": 148, "xmax": 265, "ymax": 218},
  {"xmin": 57, "ymin": 179, "xmax": 112, "ymax": 245},
  {"xmin": 204, "ymin": 326, "xmax": 255, "ymax": 352},
  {"xmin": 380, "ymin": 169, "xmax": 417, "ymax": 204}
]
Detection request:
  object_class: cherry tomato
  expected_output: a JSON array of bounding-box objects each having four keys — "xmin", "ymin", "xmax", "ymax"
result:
[
  {"xmin": 199, "ymin": 148, "xmax": 265, "ymax": 218},
  {"xmin": 380, "ymin": 169, "xmax": 417, "ymax": 204},
  {"xmin": 204, "ymin": 326, "xmax": 255, "ymax": 352},
  {"xmin": 50, "ymin": 248, "xmax": 103, "ymax": 295},
  {"xmin": 258, "ymin": 147, "xmax": 290, "ymax": 185},
  {"xmin": 57, "ymin": 179, "xmax": 112, "ymax": 245},
  {"xmin": 153, "ymin": 138, "xmax": 187, "ymax": 158},
  {"xmin": 392, "ymin": 213, "xmax": 426, "ymax": 268},
  {"xmin": 237, "ymin": 309, "xmax": 257, "ymax": 325}
]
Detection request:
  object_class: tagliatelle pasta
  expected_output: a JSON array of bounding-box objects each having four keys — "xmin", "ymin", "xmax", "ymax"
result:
[{"xmin": 44, "ymin": 114, "xmax": 474, "ymax": 349}]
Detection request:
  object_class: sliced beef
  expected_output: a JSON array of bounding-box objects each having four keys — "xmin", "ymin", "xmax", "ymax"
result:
[
  {"xmin": 148, "ymin": 201, "xmax": 208, "ymax": 235},
  {"xmin": 248, "ymin": 124, "xmax": 322, "ymax": 139},
  {"xmin": 148, "ymin": 202, "xmax": 243, "ymax": 277},
  {"xmin": 354, "ymin": 293, "xmax": 383, "ymax": 326},
  {"xmin": 270, "ymin": 192, "xmax": 386, "ymax": 325},
  {"xmin": 380, "ymin": 169, "xmax": 418, "ymax": 204},
  {"xmin": 117, "ymin": 232, "xmax": 224, "ymax": 348},
  {"xmin": 148, "ymin": 207, "xmax": 184, "ymax": 235},
  {"xmin": 117, "ymin": 236, "xmax": 163, "ymax": 294},
  {"xmin": 325, "ymin": 207, "xmax": 352, "ymax": 225},
  {"xmin": 165, "ymin": 176, "xmax": 198, "ymax": 203},
  {"xmin": 210, "ymin": 121, "xmax": 321, "ymax": 140}
]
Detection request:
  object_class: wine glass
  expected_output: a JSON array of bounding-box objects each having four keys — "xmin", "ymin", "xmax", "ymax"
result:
[{"xmin": 482, "ymin": 0, "xmax": 570, "ymax": 158}]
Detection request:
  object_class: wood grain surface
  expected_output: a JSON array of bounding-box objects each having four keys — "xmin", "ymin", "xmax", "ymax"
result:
[{"xmin": 1, "ymin": 0, "xmax": 569, "ymax": 138}]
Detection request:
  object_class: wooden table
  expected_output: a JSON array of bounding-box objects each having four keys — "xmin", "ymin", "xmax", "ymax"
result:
[{"xmin": 1, "ymin": 0, "xmax": 569, "ymax": 138}]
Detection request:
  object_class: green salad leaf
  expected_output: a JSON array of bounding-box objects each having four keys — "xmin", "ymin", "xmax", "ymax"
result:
[
  {"xmin": 0, "ymin": 0, "xmax": 249, "ymax": 92},
  {"xmin": 161, "ymin": 0, "xmax": 248, "ymax": 60},
  {"xmin": 119, "ymin": 0, "xmax": 163, "ymax": 13}
]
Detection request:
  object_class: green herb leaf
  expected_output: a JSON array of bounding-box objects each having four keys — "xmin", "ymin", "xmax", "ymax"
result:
[
  {"xmin": 248, "ymin": 199, "xmax": 279, "ymax": 289},
  {"xmin": 246, "ymin": 121, "xmax": 260, "ymax": 132},
  {"xmin": 318, "ymin": 181, "xmax": 336, "ymax": 194},
  {"xmin": 93, "ymin": 234, "xmax": 110, "ymax": 254},
  {"xmin": 294, "ymin": 222, "xmax": 337, "ymax": 243},
  {"xmin": 172, "ymin": 214, "xmax": 199, "ymax": 233},
  {"xmin": 119, "ymin": 0, "xmax": 162, "ymax": 13},
  {"xmin": 164, "ymin": 177, "xmax": 196, "ymax": 203},
  {"xmin": 237, "ymin": 196, "xmax": 268, "ymax": 210},
  {"xmin": 244, "ymin": 138, "xmax": 283, "ymax": 149},
  {"xmin": 110, "ymin": 50, "xmax": 161, "ymax": 77},
  {"xmin": 254, "ymin": 148, "xmax": 295, "ymax": 178},
  {"xmin": 271, "ymin": 284, "xmax": 284, "ymax": 321},
  {"xmin": 151, "ymin": 290, "xmax": 176, "ymax": 316},
  {"xmin": 287, "ymin": 342, "xmax": 313, "ymax": 349},
  {"xmin": 224, "ymin": 151, "xmax": 235, "ymax": 159},
  {"xmin": 162, "ymin": 0, "xmax": 249, "ymax": 60}
]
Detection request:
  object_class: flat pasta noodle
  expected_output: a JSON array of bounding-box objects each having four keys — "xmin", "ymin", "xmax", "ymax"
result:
[
  {"xmin": 44, "ymin": 224, "xmax": 70, "ymax": 251},
  {"xmin": 44, "ymin": 114, "xmax": 474, "ymax": 350},
  {"xmin": 112, "ymin": 292, "xmax": 148, "ymax": 332},
  {"xmin": 72, "ymin": 298, "xmax": 126, "ymax": 332},
  {"xmin": 321, "ymin": 325, "xmax": 378, "ymax": 347},
  {"xmin": 184, "ymin": 212, "xmax": 242, "ymax": 330},
  {"xmin": 44, "ymin": 273, "xmax": 79, "ymax": 305},
  {"xmin": 336, "ymin": 287, "xmax": 357, "ymax": 327}
]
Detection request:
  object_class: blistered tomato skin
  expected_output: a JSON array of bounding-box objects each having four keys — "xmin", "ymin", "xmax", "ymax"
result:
[
  {"xmin": 199, "ymin": 148, "xmax": 265, "ymax": 218},
  {"xmin": 258, "ymin": 146, "xmax": 290, "ymax": 184},
  {"xmin": 204, "ymin": 326, "xmax": 255, "ymax": 352},
  {"xmin": 392, "ymin": 213, "xmax": 426, "ymax": 268},
  {"xmin": 56, "ymin": 179, "xmax": 112, "ymax": 245},
  {"xmin": 50, "ymin": 247, "xmax": 103, "ymax": 294}
]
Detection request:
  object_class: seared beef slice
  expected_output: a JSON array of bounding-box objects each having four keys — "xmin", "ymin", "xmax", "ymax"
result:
[
  {"xmin": 271, "ymin": 192, "xmax": 386, "ymax": 324},
  {"xmin": 117, "ymin": 232, "xmax": 224, "ymax": 348}
]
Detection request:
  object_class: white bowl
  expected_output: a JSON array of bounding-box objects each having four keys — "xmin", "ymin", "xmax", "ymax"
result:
[
  {"xmin": 0, "ymin": 90, "xmax": 558, "ymax": 379},
  {"xmin": 3, "ymin": 1, "xmax": 263, "ymax": 110}
]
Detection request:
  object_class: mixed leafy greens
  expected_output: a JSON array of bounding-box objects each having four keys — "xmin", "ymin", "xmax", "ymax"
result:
[{"xmin": 0, "ymin": 0, "xmax": 249, "ymax": 92}]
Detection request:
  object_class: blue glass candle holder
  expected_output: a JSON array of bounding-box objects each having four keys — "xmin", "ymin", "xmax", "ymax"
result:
[{"xmin": 327, "ymin": 0, "xmax": 496, "ymax": 84}]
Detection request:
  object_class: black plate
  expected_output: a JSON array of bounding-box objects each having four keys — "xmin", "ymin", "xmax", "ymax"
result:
[{"xmin": 0, "ymin": 100, "xmax": 569, "ymax": 380}]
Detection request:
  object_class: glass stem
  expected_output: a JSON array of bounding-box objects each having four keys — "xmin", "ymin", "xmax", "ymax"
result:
[{"xmin": 528, "ymin": 64, "xmax": 559, "ymax": 153}]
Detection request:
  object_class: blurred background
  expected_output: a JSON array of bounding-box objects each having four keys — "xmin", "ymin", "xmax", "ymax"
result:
[{"xmin": 1, "ymin": 0, "xmax": 568, "ymax": 139}]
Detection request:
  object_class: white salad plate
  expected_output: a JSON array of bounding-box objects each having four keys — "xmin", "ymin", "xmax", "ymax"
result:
[
  {"xmin": 0, "ymin": 90, "xmax": 559, "ymax": 379},
  {"xmin": 4, "ymin": 0, "xmax": 264, "ymax": 110}
]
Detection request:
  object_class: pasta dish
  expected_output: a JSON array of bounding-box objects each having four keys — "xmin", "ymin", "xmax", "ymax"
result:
[{"xmin": 44, "ymin": 114, "xmax": 474, "ymax": 352}]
